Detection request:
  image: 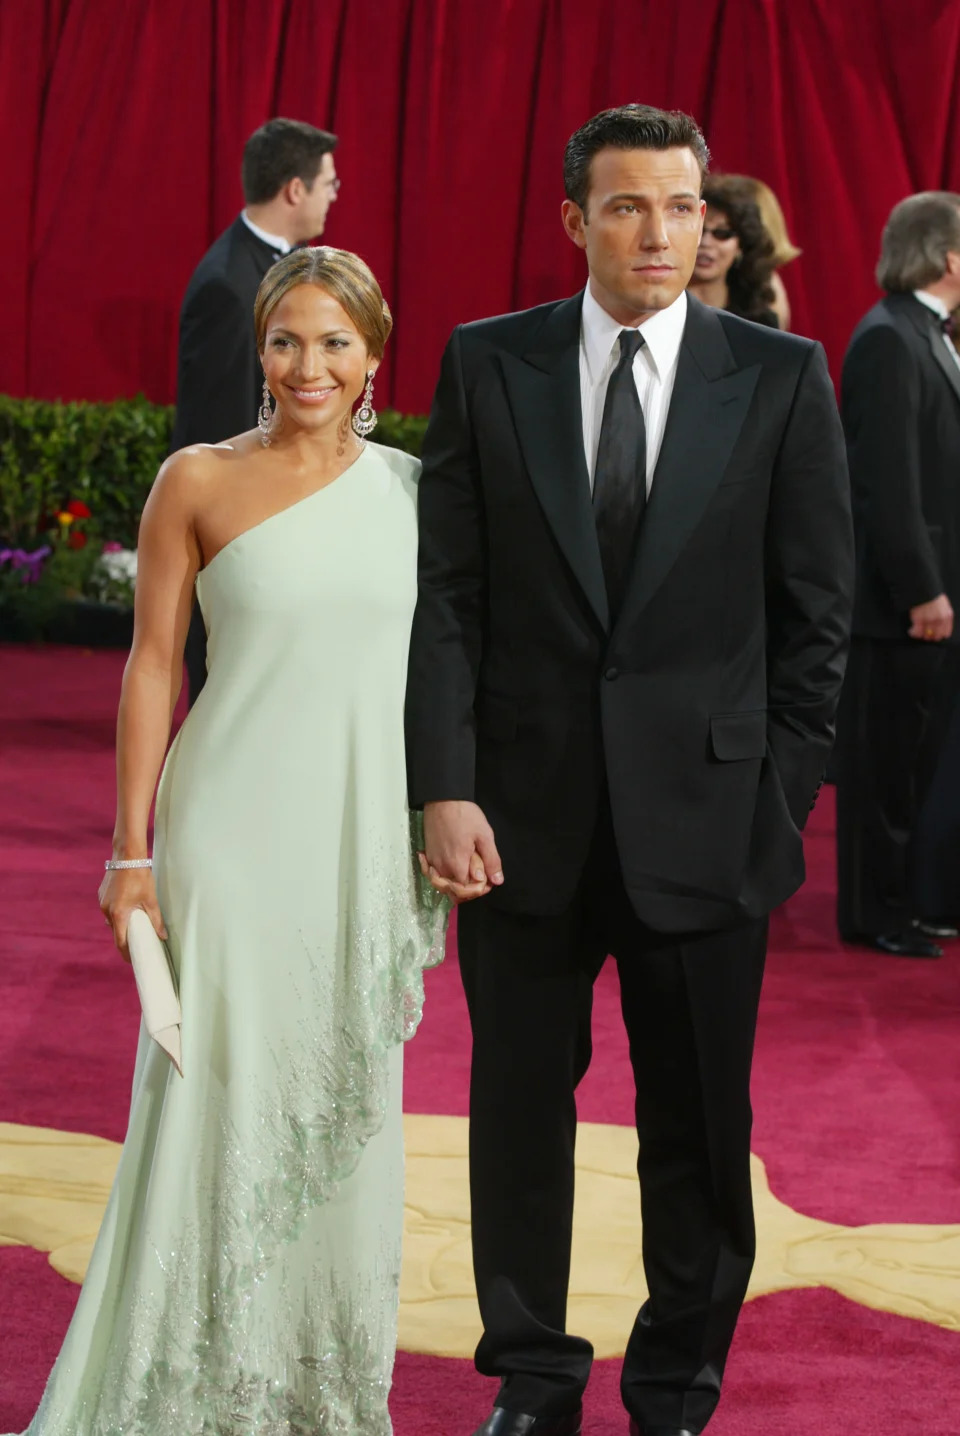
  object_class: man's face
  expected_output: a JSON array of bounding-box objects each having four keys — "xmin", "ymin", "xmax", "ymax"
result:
[
  {"xmin": 944, "ymin": 243, "xmax": 960, "ymax": 310},
  {"xmin": 562, "ymin": 146, "xmax": 705, "ymax": 322},
  {"xmin": 295, "ymin": 153, "xmax": 339, "ymax": 241}
]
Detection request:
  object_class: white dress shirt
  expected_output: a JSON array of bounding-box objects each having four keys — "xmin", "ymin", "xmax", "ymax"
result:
[
  {"xmin": 913, "ymin": 289, "xmax": 960, "ymax": 373},
  {"xmin": 580, "ymin": 285, "xmax": 688, "ymax": 493},
  {"xmin": 241, "ymin": 211, "xmax": 292, "ymax": 257}
]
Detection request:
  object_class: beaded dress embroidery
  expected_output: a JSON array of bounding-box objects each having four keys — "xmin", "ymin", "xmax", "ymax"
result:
[{"xmin": 14, "ymin": 445, "xmax": 447, "ymax": 1436}]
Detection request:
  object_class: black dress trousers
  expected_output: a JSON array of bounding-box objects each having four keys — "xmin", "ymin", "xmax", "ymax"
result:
[
  {"xmin": 835, "ymin": 637, "xmax": 957, "ymax": 937},
  {"xmin": 904, "ymin": 648, "xmax": 960, "ymax": 921},
  {"xmin": 457, "ymin": 798, "xmax": 768, "ymax": 1434}
]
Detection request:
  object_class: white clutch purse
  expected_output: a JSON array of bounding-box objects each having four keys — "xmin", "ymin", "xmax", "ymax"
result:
[{"xmin": 127, "ymin": 907, "xmax": 183, "ymax": 1076}]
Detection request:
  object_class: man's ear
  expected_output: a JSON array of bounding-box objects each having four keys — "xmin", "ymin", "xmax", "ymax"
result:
[
  {"xmin": 561, "ymin": 199, "xmax": 588, "ymax": 251},
  {"xmin": 285, "ymin": 176, "xmax": 306, "ymax": 208},
  {"xmin": 946, "ymin": 250, "xmax": 960, "ymax": 277}
]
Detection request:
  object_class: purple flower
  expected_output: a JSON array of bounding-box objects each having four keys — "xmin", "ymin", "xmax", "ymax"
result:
[{"xmin": 0, "ymin": 546, "xmax": 52, "ymax": 583}]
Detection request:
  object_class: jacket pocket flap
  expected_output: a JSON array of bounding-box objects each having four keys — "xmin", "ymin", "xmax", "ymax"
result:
[
  {"xmin": 710, "ymin": 710, "xmax": 767, "ymax": 761},
  {"xmin": 475, "ymin": 693, "xmax": 519, "ymax": 742}
]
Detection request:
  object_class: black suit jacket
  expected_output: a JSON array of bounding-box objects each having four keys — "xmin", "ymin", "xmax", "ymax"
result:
[
  {"xmin": 170, "ymin": 217, "xmax": 281, "ymax": 450},
  {"xmin": 841, "ymin": 292, "xmax": 960, "ymax": 641},
  {"xmin": 405, "ymin": 293, "xmax": 853, "ymax": 932}
]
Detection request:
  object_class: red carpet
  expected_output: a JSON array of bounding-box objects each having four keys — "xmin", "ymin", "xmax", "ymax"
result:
[{"xmin": 1, "ymin": 643, "xmax": 959, "ymax": 1432}]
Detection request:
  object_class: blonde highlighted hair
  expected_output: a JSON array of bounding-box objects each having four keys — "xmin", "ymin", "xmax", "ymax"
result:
[
  {"xmin": 725, "ymin": 175, "xmax": 801, "ymax": 268},
  {"xmin": 254, "ymin": 246, "xmax": 393, "ymax": 357}
]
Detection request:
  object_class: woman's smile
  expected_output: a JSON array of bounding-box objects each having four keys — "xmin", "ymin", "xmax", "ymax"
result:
[{"xmin": 286, "ymin": 383, "xmax": 339, "ymax": 404}]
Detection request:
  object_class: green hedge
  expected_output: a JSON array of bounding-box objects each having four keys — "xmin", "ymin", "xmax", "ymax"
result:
[{"xmin": 0, "ymin": 393, "xmax": 428, "ymax": 551}]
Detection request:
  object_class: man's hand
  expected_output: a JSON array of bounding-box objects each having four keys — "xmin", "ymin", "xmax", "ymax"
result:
[
  {"xmin": 417, "ymin": 850, "xmax": 490, "ymax": 904},
  {"xmin": 909, "ymin": 593, "xmax": 954, "ymax": 642},
  {"xmin": 422, "ymin": 800, "xmax": 504, "ymax": 904}
]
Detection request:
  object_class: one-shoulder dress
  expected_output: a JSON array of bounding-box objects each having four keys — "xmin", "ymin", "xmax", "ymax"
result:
[{"xmin": 15, "ymin": 442, "xmax": 446, "ymax": 1436}]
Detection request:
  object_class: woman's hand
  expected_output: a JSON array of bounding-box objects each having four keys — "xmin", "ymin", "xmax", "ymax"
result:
[
  {"xmin": 417, "ymin": 850, "xmax": 491, "ymax": 904},
  {"xmin": 98, "ymin": 868, "xmax": 167, "ymax": 961}
]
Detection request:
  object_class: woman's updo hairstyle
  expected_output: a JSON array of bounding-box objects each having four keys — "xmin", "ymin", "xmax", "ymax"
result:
[{"xmin": 254, "ymin": 246, "xmax": 393, "ymax": 358}]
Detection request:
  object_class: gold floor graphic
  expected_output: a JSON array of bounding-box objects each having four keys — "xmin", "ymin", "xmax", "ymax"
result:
[{"xmin": 1, "ymin": 1117, "xmax": 958, "ymax": 1357}]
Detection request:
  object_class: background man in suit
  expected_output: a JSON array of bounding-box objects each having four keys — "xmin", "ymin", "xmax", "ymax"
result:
[
  {"xmin": 405, "ymin": 105, "xmax": 853, "ymax": 1436},
  {"xmin": 835, "ymin": 192, "xmax": 960, "ymax": 958},
  {"xmin": 172, "ymin": 116, "xmax": 339, "ymax": 704}
]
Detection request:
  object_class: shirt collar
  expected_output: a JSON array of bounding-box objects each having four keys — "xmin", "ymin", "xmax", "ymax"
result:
[
  {"xmin": 581, "ymin": 284, "xmax": 687, "ymax": 382},
  {"xmin": 914, "ymin": 289, "xmax": 949, "ymax": 321},
  {"xmin": 241, "ymin": 210, "xmax": 292, "ymax": 255}
]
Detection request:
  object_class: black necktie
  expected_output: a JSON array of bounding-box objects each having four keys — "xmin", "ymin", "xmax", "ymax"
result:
[
  {"xmin": 940, "ymin": 313, "xmax": 957, "ymax": 340},
  {"xmin": 593, "ymin": 328, "xmax": 647, "ymax": 619}
]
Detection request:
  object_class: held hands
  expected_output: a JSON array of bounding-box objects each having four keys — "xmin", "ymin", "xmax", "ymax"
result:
[
  {"xmin": 98, "ymin": 868, "xmax": 167, "ymax": 961},
  {"xmin": 419, "ymin": 800, "xmax": 505, "ymax": 904},
  {"xmin": 909, "ymin": 593, "xmax": 954, "ymax": 642}
]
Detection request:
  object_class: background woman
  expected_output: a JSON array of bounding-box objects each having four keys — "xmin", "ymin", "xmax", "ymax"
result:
[
  {"xmin": 689, "ymin": 173, "xmax": 779, "ymax": 327},
  {"xmin": 725, "ymin": 174, "xmax": 802, "ymax": 328},
  {"xmin": 12, "ymin": 247, "xmax": 458, "ymax": 1436}
]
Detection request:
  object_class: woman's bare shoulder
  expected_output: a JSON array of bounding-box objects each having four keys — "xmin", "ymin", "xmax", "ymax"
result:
[
  {"xmin": 162, "ymin": 430, "xmax": 261, "ymax": 479},
  {"xmin": 150, "ymin": 432, "xmax": 261, "ymax": 510}
]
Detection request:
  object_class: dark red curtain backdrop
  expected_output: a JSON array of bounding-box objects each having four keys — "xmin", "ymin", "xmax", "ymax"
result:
[{"xmin": 4, "ymin": 0, "xmax": 960, "ymax": 415}]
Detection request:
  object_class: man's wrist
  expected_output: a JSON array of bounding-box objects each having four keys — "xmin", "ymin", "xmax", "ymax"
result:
[{"xmin": 908, "ymin": 590, "xmax": 946, "ymax": 616}]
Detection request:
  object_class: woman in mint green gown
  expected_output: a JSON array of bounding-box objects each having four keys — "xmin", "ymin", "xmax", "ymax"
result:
[{"xmin": 12, "ymin": 248, "xmax": 461, "ymax": 1436}]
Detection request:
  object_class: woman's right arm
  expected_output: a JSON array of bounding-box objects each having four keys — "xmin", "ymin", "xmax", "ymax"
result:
[{"xmin": 98, "ymin": 453, "xmax": 204, "ymax": 957}]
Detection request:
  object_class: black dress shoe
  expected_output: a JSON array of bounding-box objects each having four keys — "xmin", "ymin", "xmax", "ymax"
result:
[
  {"xmin": 914, "ymin": 917, "xmax": 960, "ymax": 940},
  {"xmin": 868, "ymin": 931, "xmax": 942, "ymax": 958},
  {"xmin": 473, "ymin": 1408, "xmax": 582, "ymax": 1436}
]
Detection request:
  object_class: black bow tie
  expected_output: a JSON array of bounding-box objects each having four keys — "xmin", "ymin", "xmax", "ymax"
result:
[{"xmin": 939, "ymin": 313, "xmax": 956, "ymax": 339}]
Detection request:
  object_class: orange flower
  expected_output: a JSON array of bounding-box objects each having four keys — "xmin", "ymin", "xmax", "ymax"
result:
[{"xmin": 57, "ymin": 512, "xmax": 74, "ymax": 527}]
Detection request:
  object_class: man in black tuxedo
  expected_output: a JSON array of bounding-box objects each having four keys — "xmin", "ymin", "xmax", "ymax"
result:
[
  {"xmin": 171, "ymin": 117, "xmax": 339, "ymax": 704},
  {"xmin": 835, "ymin": 191, "xmax": 960, "ymax": 957},
  {"xmin": 405, "ymin": 105, "xmax": 852, "ymax": 1436}
]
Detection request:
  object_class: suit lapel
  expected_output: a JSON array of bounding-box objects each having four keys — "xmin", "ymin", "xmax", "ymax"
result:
[
  {"xmin": 618, "ymin": 298, "xmax": 759, "ymax": 626},
  {"xmin": 233, "ymin": 216, "xmax": 284, "ymax": 278},
  {"xmin": 927, "ymin": 329, "xmax": 960, "ymax": 408},
  {"xmin": 500, "ymin": 293, "xmax": 610, "ymax": 631},
  {"xmin": 892, "ymin": 293, "xmax": 960, "ymax": 410}
]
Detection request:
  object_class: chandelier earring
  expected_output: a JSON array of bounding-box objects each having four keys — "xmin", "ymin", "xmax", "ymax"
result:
[
  {"xmin": 351, "ymin": 372, "xmax": 378, "ymax": 439},
  {"xmin": 258, "ymin": 376, "xmax": 275, "ymax": 446}
]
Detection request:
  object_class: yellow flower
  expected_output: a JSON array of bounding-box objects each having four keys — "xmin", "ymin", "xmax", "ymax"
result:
[{"xmin": 57, "ymin": 512, "xmax": 74, "ymax": 527}]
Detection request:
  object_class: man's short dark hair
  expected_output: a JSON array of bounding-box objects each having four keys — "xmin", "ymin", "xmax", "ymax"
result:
[
  {"xmin": 876, "ymin": 192, "xmax": 960, "ymax": 293},
  {"xmin": 564, "ymin": 104, "xmax": 710, "ymax": 214},
  {"xmin": 242, "ymin": 118, "xmax": 338, "ymax": 205}
]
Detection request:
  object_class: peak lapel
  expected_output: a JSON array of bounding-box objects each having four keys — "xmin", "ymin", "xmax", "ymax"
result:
[
  {"xmin": 617, "ymin": 299, "xmax": 759, "ymax": 627},
  {"xmin": 927, "ymin": 330, "xmax": 960, "ymax": 408},
  {"xmin": 499, "ymin": 294, "xmax": 610, "ymax": 632}
]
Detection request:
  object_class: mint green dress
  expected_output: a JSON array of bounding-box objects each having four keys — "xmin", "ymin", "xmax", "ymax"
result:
[{"xmin": 17, "ymin": 443, "xmax": 447, "ymax": 1436}]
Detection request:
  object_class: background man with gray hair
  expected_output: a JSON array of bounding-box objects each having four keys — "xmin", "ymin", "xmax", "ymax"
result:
[{"xmin": 836, "ymin": 191, "xmax": 960, "ymax": 956}]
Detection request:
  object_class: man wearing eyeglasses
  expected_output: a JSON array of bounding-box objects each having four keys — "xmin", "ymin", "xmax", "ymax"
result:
[{"xmin": 170, "ymin": 117, "xmax": 340, "ymax": 705}]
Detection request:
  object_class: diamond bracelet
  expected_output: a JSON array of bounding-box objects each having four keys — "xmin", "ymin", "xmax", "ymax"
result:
[{"xmin": 104, "ymin": 858, "xmax": 153, "ymax": 871}]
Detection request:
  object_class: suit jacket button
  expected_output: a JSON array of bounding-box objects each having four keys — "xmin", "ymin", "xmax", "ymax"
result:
[{"xmin": 604, "ymin": 666, "xmax": 620, "ymax": 681}]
